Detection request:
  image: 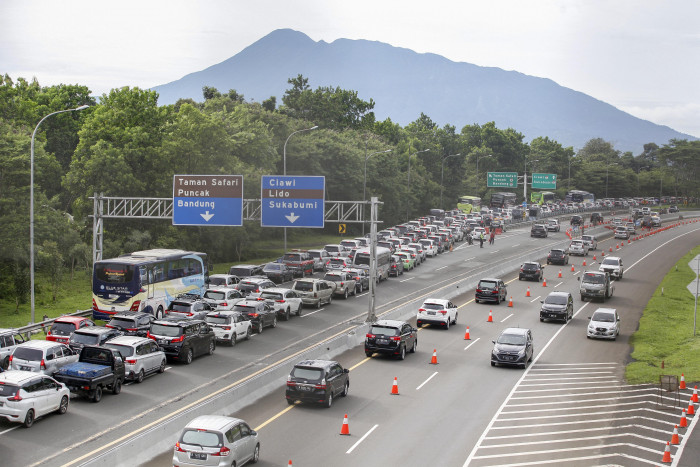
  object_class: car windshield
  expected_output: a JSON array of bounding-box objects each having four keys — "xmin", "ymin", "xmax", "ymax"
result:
[
  {"xmin": 169, "ymin": 302, "xmax": 193, "ymax": 313},
  {"xmin": 263, "ymin": 264, "xmax": 282, "ymax": 272},
  {"xmin": 602, "ymin": 259, "xmax": 619, "ymax": 266},
  {"xmin": 545, "ymin": 295, "xmax": 568, "ymax": 305},
  {"xmin": 205, "ymin": 315, "xmax": 231, "ymax": 325},
  {"xmin": 294, "ymin": 281, "xmax": 313, "ymax": 292},
  {"xmin": 107, "ymin": 318, "xmax": 137, "ymax": 329},
  {"xmin": 150, "ymin": 324, "xmax": 182, "ymax": 337},
  {"xmin": 325, "ymin": 246, "xmax": 340, "ymax": 252},
  {"xmin": 497, "ymin": 333, "xmax": 526, "ymax": 345},
  {"xmin": 309, "ymin": 251, "xmax": 321, "ymax": 258},
  {"xmin": 283, "ymin": 254, "xmax": 301, "ymax": 261},
  {"xmin": 50, "ymin": 322, "xmax": 78, "ymax": 336},
  {"xmin": 550, "ymin": 250, "xmax": 563, "ymax": 256},
  {"xmin": 229, "ymin": 267, "xmax": 254, "ymax": 277},
  {"xmin": 233, "ymin": 305, "xmax": 256, "ymax": 313},
  {"xmin": 181, "ymin": 429, "xmax": 223, "ymax": 448},
  {"xmin": 204, "ymin": 291, "xmax": 226, "ymax": 301},
  {"xmin": 422, "ymin": 303, "xmax": 445, "ymax": 311},
  {"xmin": 583, "ymin": 273, "xmax": 605, "ymax": 284},
  {"xmin": 571, "ymin": 241, "xmax": 583, "ymax": 247},
  {"xmin": 70, "ymin": 332, "xmax": 99, "ymax": 345},
  {"xmin": 237, "ymin": 283, "xmax": 259, "ymax": 292},
  {"xmin": 259, "ymin": 291, "xmax": 283, "ymax": 300},
  {"xmin": 592, "ymin": 312, "xmax": 615, "ymax": 322},
  {"xmin": 479, "ymin": 281, "xmax": 497, "ymax": 289},
  {"xmin": 523, "ymin": 264, "xmax": 538, "ymax": 270},
  {"xmin": 323, "ymin": 275, "xmax": 342, "ymax": 282},
  {"xmin": 12, "ymin": 347, "xmax": 43, "ymax": 362},
  {"xmin": 582, "ymin": 236, "xmax": 593, "ymax": 241},
  {"xmin": 208, "ymin": 277, "xmax": 228, "ymax": 286},
  {"xmin": 291, "ymin": 367, "xmax": 323, "ymax": 380},
  {"xmin": 104, "ymin": 343, "xmax": 135, "ymax": 358},
  {"xmin": 0, "ymin": 384, "xmax": 19, "ymax": 397},
  {"xmin": 369, "ymin": 325, "xmax": 399, "ymax": 336}
]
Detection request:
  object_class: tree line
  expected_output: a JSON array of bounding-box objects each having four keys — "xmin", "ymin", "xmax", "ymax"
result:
[{"xmin": 1, "ymin": 72, "xmax": 698, "ymax": 311}]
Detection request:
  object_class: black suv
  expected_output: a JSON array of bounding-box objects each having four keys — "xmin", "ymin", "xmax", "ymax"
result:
[
  {"xmin": 229, "ymin": 264, "xmax": 264, "ymax": 278},
  {"xmin": 365, "ymin": 320, "xmax": 417, "ymax": 360},
  {"xmin": 491, "ymin": 327, "xmax": 533, "ymax": 369},
  {"xmin": 530, "ymin": 224, "xmax": 548, "ymax": 238},
  {"xmin": 147, "ymin": 318, "xmax": 215, "ymax": 364},
  {"xmin": 547, "ymin": 249, "xmax": 569, "ymax": 265},
  {"xmin": 519, "ymin": 262, "xmax": 544, "ymax": 281},
  {"xmin": 475, "ymin": 278, "xmax": 508, "ymax": 304},
  {"xmin": 165, "ymin": 294, "xmax": 213, "ymax": 320},
  {"xmin": 570, "ymin": 215, "xmax": 583, "ymax": 226},
  {"xmin": 590, "ymin": 212, "xmax": 603, "ymax": 224},
  {"xmin": 106, "ymin": 311, "xmax": 154, "ymax": 337},
  {"xmin": 232, "ymin": 300, "xmax": 277, "ymax": 333},
  {"xmin": 285, "ymin": 359, "xmax": 349, "ymax": 408},
  {"xmin": 540, "ymin": 291, "xmax": 574, "ymax": 323},
  {"xmin": 68, "ymin": 326, "xmax": 123, "ymax": 353}
]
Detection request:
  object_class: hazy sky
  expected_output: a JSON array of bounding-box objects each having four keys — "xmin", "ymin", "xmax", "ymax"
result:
[{"xmin": 2, "ymin": 0, "xmax": 698, "ymax": 140}]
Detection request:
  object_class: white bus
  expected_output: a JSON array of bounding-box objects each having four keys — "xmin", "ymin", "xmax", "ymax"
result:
[{"xmin": 352, "ymin": 246, "xmax": 392, "ymax": 282}]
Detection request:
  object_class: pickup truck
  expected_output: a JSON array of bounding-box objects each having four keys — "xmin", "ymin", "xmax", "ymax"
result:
[
  {"xmin": 282, "ymin": 251, "xmax": 315, "ymax": 277},
  {"xmin": 53, "ymin": 345, "xmax": 125, "ymax": 402},
  {"xmin": 578, "ymin": 271, "xmax": 614, "ymax": 302}
]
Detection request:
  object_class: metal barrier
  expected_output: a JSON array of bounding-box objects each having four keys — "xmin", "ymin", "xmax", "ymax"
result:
[{"xmin": 13, "ymin": 309, "xmax": 92, "ymax": 340}]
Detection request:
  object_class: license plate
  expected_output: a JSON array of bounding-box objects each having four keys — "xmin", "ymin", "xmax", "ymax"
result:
[
  {"xmin": 158, "ymin": 340, "xmax": 166, "ymax": 345},
  {"xmin": 20, "ymin": 366, "xmax": 31, "ymax": 371},
  {"xmin": 427, "ymin": 311, "xmax": 436, "ymax": 315},
  {"xmin": 299, "ymin": 385, "xmax": 311, "ymax": 392},
  {"xmin": 190, "ymin": 452, "xmax": 207, "ymax": 460},
  {"xmin": 377, "ymin": 339, "xmax": 388, "ymax": 344}
]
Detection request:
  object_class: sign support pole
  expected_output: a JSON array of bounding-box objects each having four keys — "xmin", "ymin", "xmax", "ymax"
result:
[{"xmin": 367, "ymin": 197, "xmax": 378, "ymax": 323}]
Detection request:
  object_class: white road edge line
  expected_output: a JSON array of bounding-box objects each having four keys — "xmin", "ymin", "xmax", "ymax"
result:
[
  {"xmin": 400, "ymin": 277, "xmax": 415, "ymax": 282},
  {"xmin": 530, "ymin": 295, "xmax": 541, "ymax": 303},
  {"xmin": 436, "ymin": 266, "xmax": 448, "ymax": 271},
  {"xmin": 300, "ymin": 309, "xmax": 324, "ymax": 318},
  {"xmin": 0, "ymin": 425, "xmax": 20, "ymax": 436},
  {"xmin": 554, "ymin": 281, "xmax": 563, "ymax": 288},
  {"xmin": 500, "ymin": 313, "xmax": 513, "ymax": 323},
  {"xmin": 346, "ymin": 424, "xmax": 379, "ymax": 454},
  {"xmin": 416, "ymin": 371, "xmax": 439, "ymax": 390},
  {"xmin": 464, "ymin": 337, "xmax": 481, "ymax": 351}
]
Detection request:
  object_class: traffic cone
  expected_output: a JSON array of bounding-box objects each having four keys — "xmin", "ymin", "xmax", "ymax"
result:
[
  {"xmin": 558, "ymin": 269, "xmax": 562, "ymax": 278},
  {"xmin": 464, "ymin": 326, "xmax": 471, "ymax": 340},
  {"xmin": 542, "ymin": 278, "xmax": 547, "ymax": 287},
  {"xmin": 526, "ymin": 287, "xmax": 531, "ymax": 297},
  {"xmin": 430, "ymin": 349, "xmax": 439, "ymax": 364},
  {"xmin": 601, "ymin": 251, "xmax": 605, "ymax": 257},
  {"xmin": 687, "ymin": 399, "xmax": 695, "ymax": 415},
  {"xmin": 616, "ymin": 244, "xmax": 619, "ymax": 250},
  {"xmin": 391, "ymin": 377, "xmax": 399, "ymax": 395},
  {"xmin": 628, "ymin": 239, "xmax": 631, "ymax": 244},
  {"xmin": 487, "ymin": 310, "xmax": 493, "ymax": 323},
  {"xmin": 661, "ymin": 441, "xmax": 672, "ymax": 463},
  {"xmin": 691, "ymin": 386, "xmax": 698, "ymax": 403},
  {"xmin": 671, "ymin": 425, "xmax": 680, "ymax": 444},
  {"xmin": 571, "ymin": 264, "xmax": 575, "ymax": 272},
  {"xmin": 593, "ymin": 255, "xmax": 597, "ymax": 261},
  {"xmin": 609, "ymin": 246, "xmax": 613, "ymax": 252},
  {"xmin": 680, "ymin": 409, "xmax": 688, "ymax": 427},
  {"xmin": 680, "ymin": 373, "xmax": 686, "ymax": 389},
  {"xmin": 508, "ymin": 296, "xmax": 513, "ymax": 307},
  {"xmin": 289, "ymin": 461, "xmax": 293, "ymax": 467},
  {"xmin": 340, "ymin": 414, "xmax": 350, "ymax": 435},
  {"xmin": 583, "ymin": 259, "xmax": 587, "ymax": 266}
]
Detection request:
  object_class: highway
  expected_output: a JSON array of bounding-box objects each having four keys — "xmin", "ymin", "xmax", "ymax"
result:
[{"xmin": 1, "ymin": 213, "xmax": 698, "ymax": 467}]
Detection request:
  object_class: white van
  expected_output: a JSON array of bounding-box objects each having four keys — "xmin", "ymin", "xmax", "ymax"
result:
[{"xmin": 352, "ymin": 247, "xmax": 392, "ymax": 282}]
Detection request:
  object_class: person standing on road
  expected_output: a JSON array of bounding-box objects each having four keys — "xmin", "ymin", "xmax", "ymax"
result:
[
  {"xmin": 479, "ymin": 232, "xmax": 485, "ymax": 248},
  {"xmin": 489, "ymin": 230, "xmax": 496, "ymax": 245}
]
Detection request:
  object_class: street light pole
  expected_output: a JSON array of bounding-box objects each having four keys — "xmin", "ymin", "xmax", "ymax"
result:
[
  {"xmin": 523, "ymin": 159, "xmax": 539, "ymax": 205},
  {"xmin": 440, "ymin": 153, "xmax": 461, "ymax": 210},
  {"xmin": 476, "ymin": 154, "xmax": 493, "ymax": 193},
  {"xmin": 406, "ymin": 149, "xmax": 429, "ymax": 221},
  {"xmin": 282, "ymin": 125, "xmax": 318, "ymax": 252},
  {"xmin": 30, "ymin": 104, "xmax": 89, "ymax": 324}
]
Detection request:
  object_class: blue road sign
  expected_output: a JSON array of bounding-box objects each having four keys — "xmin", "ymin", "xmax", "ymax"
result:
[
  {"xmin": 261, "ymin": 176, "xmax": 325, "ymax": 228},
  {"xmin": 173, "ymin": 175, "xmax": 243, "ymax": 226}
]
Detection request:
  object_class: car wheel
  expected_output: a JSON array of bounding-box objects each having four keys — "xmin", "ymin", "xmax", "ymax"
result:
[
  {"xmin": 251, "ymin": 443, "xmax": 260, "ymax": 463},
  {"xmin": 92, "ymin": 386, "xmax": 103, "ymax": 403},
  {"xmin": 230, "ymin": 332, "xmax": 237, "ymax": 346},
  {"xmin": 136, "ymin": 369, "xmax": 144, "ymax": 384},
  {"xmin": 410, "ymin": 339, "xmax": 417, "ymax": 353},
  {"xmin": 284, "ymin": 308, "xmax": 290, "ymax": 321},
  {"xmin": 23, "ymin": 409, "xmax": 35, "ymax": 428},
  {"xmin": 365, "ymin": 351, "xmax": 373, "ymax": 358},
  {"xmin": 328, "ymin": 295, "xmax": 333, "ymax": 305},
  {"xmin": 343, "ymin": 288, "xmax": 349, "ymax": 299},
  {"xmin": 287, "ymin": 398, "xmax": 295, "ymax": 405},
  {"xmin": 257, "ymin": 322, "xmax": 264, "ymax": 334},
  {"xmin": 58, "ymin": 395, "xmax": 69, "ymax": 415},
  {"xmin": 316, "ymin": 298, "xmax": 321, "ymax": 309},
  {"xmin": 272, "ymin": 316, "xmax": 277, "ymax": 328},
  {"xmin": 357, "ymin": 283, "xmax": 363, "ymax": 293},
  {"xmin": 245, "ymin": 326, "xmax": 252, "ymax": 340},
  {"xmin": 540, "ymin": 317, "xmax": 544, "ymax": 322},
  {"xmin": 341, "ymin": 381, "xmax": 349, "ymax": 397},
  {"xmin": 184, "ymin": 348, "xmax": 194, "ymax": 365},
  {"xmin": 445, "ymin": 319, "xmax": 450, "ymax": 330},
  {"xmin": 208, "ymin": 340, "xmax": 215, "ymax": 355},
  {"xmin": 297, "ymin": 304, "xmax": 303, "ymax": 317},
  {"xmin": 518, "ymin": 277, "xmax": 522, "ymax": 281},
  {"xmin": 112, "ymin": 378, "xmax": 123, "ymax": 394},
  {"xmin": 453, "ymin": 312, "xmax": 458, "ymax": 325},
  {"xmin": 158, "ymin": 359, "xmax": 166, "ymax": 373},
  {"xmin": 580, "ymin": 294, "xmax": 585, "ymax": 301},
  {"xmin": 398, "ymin": 345, "xmax": 406, "ymax": 360},
  {"xmin": 325, "ymin": 393, "xmax": 333, "ymax": 408},
  {"xmin": 490, "ymin": 361, "xmax": 496, "ymax": 367}
]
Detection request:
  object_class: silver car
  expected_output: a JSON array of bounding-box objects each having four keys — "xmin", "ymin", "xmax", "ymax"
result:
[
  {"xmin": 291, "ymin": 278, "xmax": 335, "ymax": 308},
  {"xmin": 203, "ymin": 287, "xmax": 246, "ymax": 311},
  {"xmin": 1, "ymin": 328, "xmax": 26, "ymax": 370},
  {"xmin": 173, "ymin": 415, "xmax": 260, "ymax": 466},
  {"xmin": 0, "ymin": 370, "xmax": 70, "ymax": 427},
  {"xmin": 258, "ymin": 288, "xmax": 304, "ymax": 320},
  {"xmin": 10, "ymin": 341, "xmax": 78, "ymax": 375},
  {"xmin": 104, "ymin": 336, "xmax": 166, "ymax": 383}
]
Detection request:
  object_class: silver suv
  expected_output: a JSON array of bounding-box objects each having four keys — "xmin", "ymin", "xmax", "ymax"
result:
[
  {"xmin": 10, "ymin": 341, "xmax": 78, "ymax": 375},
  {"xmin": 173, "ymin": 415, "xmax": 260, "ymax": 466},
  {"xmin": 323, "ymin": 271, "xmax": 357, "ymax": 299},
  {"xmin": 291, "ymin": 279, "xmax": 334, "ymax": 308},
  {"xmin": 1, "ymin": 329, "xmax": 26, "ymax": 370}
]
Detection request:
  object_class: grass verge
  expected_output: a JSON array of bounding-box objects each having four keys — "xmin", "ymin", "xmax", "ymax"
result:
[{"xmin": 626, "ymin": 244, "xmax": 700, "ymax": 384}]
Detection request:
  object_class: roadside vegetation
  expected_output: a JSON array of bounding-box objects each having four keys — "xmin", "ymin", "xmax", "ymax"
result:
[{"xmin": 626, "ymin": 245, "xmax": 700, "ymax": 383}]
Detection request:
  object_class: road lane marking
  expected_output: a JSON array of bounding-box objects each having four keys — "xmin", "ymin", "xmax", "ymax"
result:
[
  {"xmin": 465, "ymin": 257, "xmax": 476, "ymax": 261},
  {"xmin": 348, "ymin": 357, "xmax": 371, "ymax": 372},
  {"xmin": 254, "ymin": 403, "xmax": 297, "ymax": 431},
  {"xmin": 416, "ymin": 371, "xmax": 439, "ymax": 390},
  {"xmin": 511, "ymin": 244, "xmax": 520, "ymax": 247},
  {"xmin": 436, "ymin": 266, "xmax": 448, "ymax": 271},
  {"xmin": 530, "ymin": 295, "xmax": 541, "ymax": 302},
  {"xmin": 490, "ymin": 250, "xmax": 500, "ymax": 254},
  {"xmin": 457, "ymin": 298, "xmax": 475, "ymax": 309},
  {"xmin": 554, "ymin": 281, "xmax": 563, "ymax": 288},
  {"xmin": 464, "ymin": 337, "xmax": 481, "ymax": 351},
  {"xmin": 400, "ymin": 277, "xmax": 415, "ymax": 282},
  {"xmin": 500, "ymin": 313, "xmax": 513, "ymax": 322},
  {"xmin": 300, "ymin": 309, "xmax": 324, "ymax": 318},
  {"xmin": 572, "ymin": 271, "xmax": 580, "ymax": 275},
  {"xmin": 0, "ymin": 426, "xmax": 20, "ymax": 435},
  {"xmin": 346, "ymin": 424, "xmax": 379, "ymax": 454}
]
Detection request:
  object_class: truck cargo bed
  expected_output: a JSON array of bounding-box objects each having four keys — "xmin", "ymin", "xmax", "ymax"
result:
[{"xmin": 55, "ymin": 362, "xmax": 112, "ymax": 379}]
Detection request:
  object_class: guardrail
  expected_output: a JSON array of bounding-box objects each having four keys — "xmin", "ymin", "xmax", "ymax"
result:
[{"xmin": 12, "ymin": 309, "xmax": 92, "ymax": 341}]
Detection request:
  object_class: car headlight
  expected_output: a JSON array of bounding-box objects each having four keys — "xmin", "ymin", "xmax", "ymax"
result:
[
  {"xmin": 517, "ymin": 349, "xmax": 526, "ymax": 356},
  {"xmin": 588, "ymin": 325, "xmax": 594, "ymax": 331}
]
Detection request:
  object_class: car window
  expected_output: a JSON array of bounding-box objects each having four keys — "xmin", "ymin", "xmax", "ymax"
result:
[
  {"xmin": 291, "ymin": 366, "xmax": 323, "ymax": 380},
  {"xmin": 497, "ymin": 333, "xmax": 526, "ymax": 345},
  {"xmin": 369, "ymin": 325, "xmax": 399, "ymax": 336}
]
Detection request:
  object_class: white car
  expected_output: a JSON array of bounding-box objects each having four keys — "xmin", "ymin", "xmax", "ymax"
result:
[
  {"xmin": 203, "ymin": 287, "xmax": 246, "ymax": 310},
  {"xmin": 568, "ymin": 239, "xmax": 589, "ymax": 256},
  {"xmin": 599, "ymin": 256, "xmax": 624, "ymax": 280},
  {"xmin": 587, "ymin": 308, "xmax": 620, "ymax": 340},
  {"xmin": 205, "ymin": 311, "xmax": 252, "ymax": 346},
  {"xmin": 258, "ymin": 287, "xmax": 304, "ymax": 320},
  {"xmin": 418, "ymin": 239, "xmax": 437, "ymax": 257},
  {"xmin": 0, "ymin": 370, "xmax": 70, "ymax": 427},
  {"xmin": 104, "ymin": 336, "xmax": 166, "ymax": 383},
  {"xmin": 581, "ymin": 234, "xmax": 598, "ymax": 250},
  {"xmin": 471, "ymin": 227, "xmax": 487, "ymax": 240},
  {"xmin": 546, "ymin": 219, "xmax": 560, "ymax": 232},
  {"xmin": 207, "ymin": 274, "xmax": 240, "ymax": 289},
  {"xmin": 416, "ymin": 298, "xmax": 458, "ymax": 330}
]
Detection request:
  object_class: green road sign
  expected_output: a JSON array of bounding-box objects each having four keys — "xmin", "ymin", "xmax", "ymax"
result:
[
  {"xmin": 487, "ymin": 172, "xmax": 518, "ymax": 188},
  {"xmin": 531, "ymin": 173, "xmax": 557, "ymax": 189}
]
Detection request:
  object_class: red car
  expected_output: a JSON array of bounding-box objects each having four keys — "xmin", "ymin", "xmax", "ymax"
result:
[{"xmin": 46, "ymin": 316, "xmax": 95, "ymax": 344}]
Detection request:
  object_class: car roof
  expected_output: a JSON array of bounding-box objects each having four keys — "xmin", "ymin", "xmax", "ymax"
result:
[
  {"xmin": 546, "ymin": 291, "xmax": 571, "ymax": 298},
  {"xmin": 500, "ymin": 327, "xmax": 530, "ymax": 336},
  {"xmin": 185, "ymin": 415, "xmax": 244, "ymax": 432},
  {"xmin": 293, "ymin": 359, "xmax": 339, "ymax": 370},
  {"xmin": 16, "ymin": 340, "xmax": 64, "ymax": 349},
  {"xmin": 0, "ymin": 370, "xmax": 45, "ymax": 384},
  {"xmin": 523, "ymin": 261, "xmax": 540, "ymax": 266},
  {"xmin": 54, "ymin": 316, "xmax": 90, "ymax": 324},
  {"xmin": 422, "ymin": 298, "xmax": 449, "ymax": 306},
  {"xmin": 593, "ymin": 307, "xmax": 617, "ymax": 315},
  {"xmin": 479, "ymin": 277, "xmax": 501, "ymax": 282},
  {"xmin": 236, "ymin": 300, "xmax": 264, "ymax": 306},
  {"xmin": 74, "ymin": 326, "xmax": 118, "ymax": 335},
  {"xmin": 105, "ymin": 335, "xmax": 151, "ymax": 346},
  {"xmin": 210, "ymin": 274, "xmax": 237, "ymax": 279},
  {"xmin": 112, "ymin": 311, "xmax": 150, "ymax": 319},
  {"xmin": 260, "ymin": 287, "xmax": 293, "ymax": 294},
  {"xmin": 152, "ymin": 318, "xmax": 205, "ymax": 326},
  {"xmin": 372, "ymin": 319, "xmax": 407, "ymax": 328}
]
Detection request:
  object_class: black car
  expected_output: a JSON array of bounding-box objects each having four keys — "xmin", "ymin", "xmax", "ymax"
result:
[
  {"xmin": 547, "ymin": 249, "xmax": 569, "ymax": 265},
  {"xmin": 530, "ymin": 224, "xmax": 548, "ymax": 238},
  {"xmin": 590, "ymin": 212, "xmax": 603, "ymax": 224},
  {"xmin": 68, "ymin": 326, "xmax": 123, "ymax": 353},
  {"xmin": 491, "ymin": 327, "xmax": 533, "ymax": 369},
  {"xmin": 365, "ymin": 319, "xmax": 417, "ymax": 360},
  {"xmin": 228, "ymin": 264, "xmax": 264, "ymax": 278},
  {"xmin": 389, "ymin": 255, "xmax": 404, "ymax": 277},
  {"xmin": 475, "ymin": 278, "xmax": 507, "ymax": 304},
  {"xmin": 570, "ymin": 215, "xmax": 583, "ymax": 226},
  {"xmin": 232, "ymin": 300, "xmax": 277, "ymax": 333},
  {"xmin": 285, "ymin": 359, "xmax": 349, "ymax": 408},
  {"xmin": 165, "ymin": 295, "xmax": 213, "ymax": 321},
  {"xmin": 262, "ymin": 262, "xmax": 294, "ymax": 284},
  {"xmin": 519, "ymin": 262, "xmax": 544, "ymax": 281},
  {"xmin": 343, "ymin": 268, "xmax": 370, "ymax": 293},
  {"xmin": 540, "ymin": 292, "xmax": 574, "ymax": 323},
  {"xmin": 669, "ymin": 205, "xmax": 679, "ymax": 213},
  {"xmin": 105, "ymin": 311, "xmax": 154, "ymax": 337},
  {"xmin": 147, "ymin": 318, "xmax": 215, "ymax": 364}
]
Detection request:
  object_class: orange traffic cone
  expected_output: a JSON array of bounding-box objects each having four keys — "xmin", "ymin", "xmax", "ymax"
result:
[
  {"xmin": 609, "ymin": 246, "xmax": 613, "ymax": 252},
  {"xmin": 680, "ymin": 373, "xmax": 686, "ymax": 389},
  {"xmin": 571, "ymin": 264, "xmax": 575, "ymax": 272},
  {"xmin": 680, "ymin": 409, "xmax": 688, "ymax": 428},
  {"xmin": 340, "ymin": 414, "xmax": 350, "ymax": 435},
  {"xmin": 661, "ymin": 441, "xmax": 672, "ymax": 463},
  {"xmin": 671, "ymin": 425, "xmax": 680, "ymax": 444},
  {"xmin": 582, "ymin": 259, "xmax": 587, "ymax": 267},
  {"xmin": 487, "ymin": 310, "xmax": 493, "ymax": 323},
  {"xmin": 628, "ymin": 239, "xmax": 631, "ymax": 244},
  {"xmin": 542, "ymin": 278, "xmax": 547, "ymax": 287},
  {"xmin": 464, "ymin": 326, "xmax": 471, "ymax": 340},
  {"xmin": 289, "ymin": 461, "xmax": 293, "ymax": 467},
  {"xmin": 526, "ymin": 287, "xmax": 531, "ymax": 297},
  {"xmin": 616, "ymin": 244, "xmax": 619, "ymax": 250},
  {"xmin": 691, "ymin": 386, "xmax": 698, "ymax": 403},
  {"xmin": 593, "ymin": 255, "xmax": 596, "ymax": 261},
  {"xmin": 601, "ymin": 251, "xmax": 605, "ymax": 257},
  {"xmin": 508, "ymin": 296, "xmax": 513, "ymax": 307},
  {"xmin": 687, "ymin": 399, "xmax": 695, "ymax": 415},
  {"xmin": 430, "ymin": 349, "xmax": 439, "ymax": 364},
  {"xmin": 558, "ymin": 269, "xmax": 562, "ymax": 278},
  {"xmin": 391, "ymin": 377, "xmax": 399, "ymax": 395}
]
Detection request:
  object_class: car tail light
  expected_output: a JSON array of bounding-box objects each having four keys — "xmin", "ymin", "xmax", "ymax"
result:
[
  {"xmin": 254, "ymin": 288, "xmax": 260, "ymax": 293},
  {"xmin": 126, "ymin": 328, "xmax": 138, "ymax": 332},
  {"xmin": 315, "ymin": 378, "xmax": 327, "ymax": 390},
  {"xmin": 130, "ymin": 300, "xmax": 141, "ymax": 311},
  {"xmin": 418, "ymin": 308, "xmax": 426, "ymax": 312},
  {"xmin": 492, "ymin": 289, "xmax": 499, "ymax": 294},
  {"xmin": 520, "ymin": 268, "xmax": 524, "ymax": 272},
  {"xmin": 286, "ymin": 375, "xmax": 296, "ymax": 386},
  {"xmin": 222, "ymin": 326, "xmax": 231, "ymax": 330},
  {"xmin": 220, "ymin": 302, "xmax": 228, "ymax": 307},
  {"xmin": 174, "ymin": 442, "xmax": 186, "ymax": 452},
  {"xmin": 147, "ymin": 331, "xmax": 156, "ymax": 340},
  {"xmin": 126, "ymin": 359, "xmax": 137, "ymax": 364},
  {"xmin": 171, "ymin": 335, "xmax": 185, "ymax": 343},
  {"xmin": 439, "ymin": 310, "xmax": 447, "ymax": 315},
  {"xmin": 40, "ymin": 359, "xmax": 46, "ymax": 370},
  {"xmin": 250, "ymin": 313, "xmax": 259, "ymax": 318},
  {"xmin": 92, "ymin": 299, "xmax": 98, "ymax": 311},
  {"xmin": 476, "ymin": 289, "xmax": 482, "ymax": 293},
  {"xmin": 391, "ymin": 336, "xmax": 401, "ymax": 341},
  {"xmin": 8, "ymin": 392, "xmax": 22, "ymax": 402},
  {"xmin": 105, "ymin": 325, "xmax": 114, "ymax": 329},
  {"xmin": 276, "ymin": 299, "xmax": 285, "ymax": 303},
  {"xmin": 366, "ymin": 333, "xmax": 375, "ymax": 338},
  {"xmin": 8, "ymin": 355, "xmax": 13, "ymax": 364}
]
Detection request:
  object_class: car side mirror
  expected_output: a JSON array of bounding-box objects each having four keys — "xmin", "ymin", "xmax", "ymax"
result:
[
  {"xmin": 587, "ymin": 317, "xmax": 591, "ymax": 320},
  {"xmin": 577, "ymin": 277, "xmax": 580, "ymax": 281},
  {"xmin": 617, "ymin": 317, "xmax": 620, "ymax": 321},
  {"xmin": 540, "ymin": 300, "xmax": 544, "ymax": 304},
  {"xmin": 343, "ymin": 368, "xmax": 349, "ymax": 374},
  {"xmin": 56, "ymin": 385, "xmax": 61, "ymax": 391},
  {"xmin": 491, "ymin": 340, "xmax": 496, "ymax": 344}
]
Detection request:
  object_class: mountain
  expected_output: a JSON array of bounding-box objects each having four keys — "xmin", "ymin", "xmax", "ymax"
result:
[{"xmin": 152, "ymin": 29, "xmax": 695, "ymax": 153}]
